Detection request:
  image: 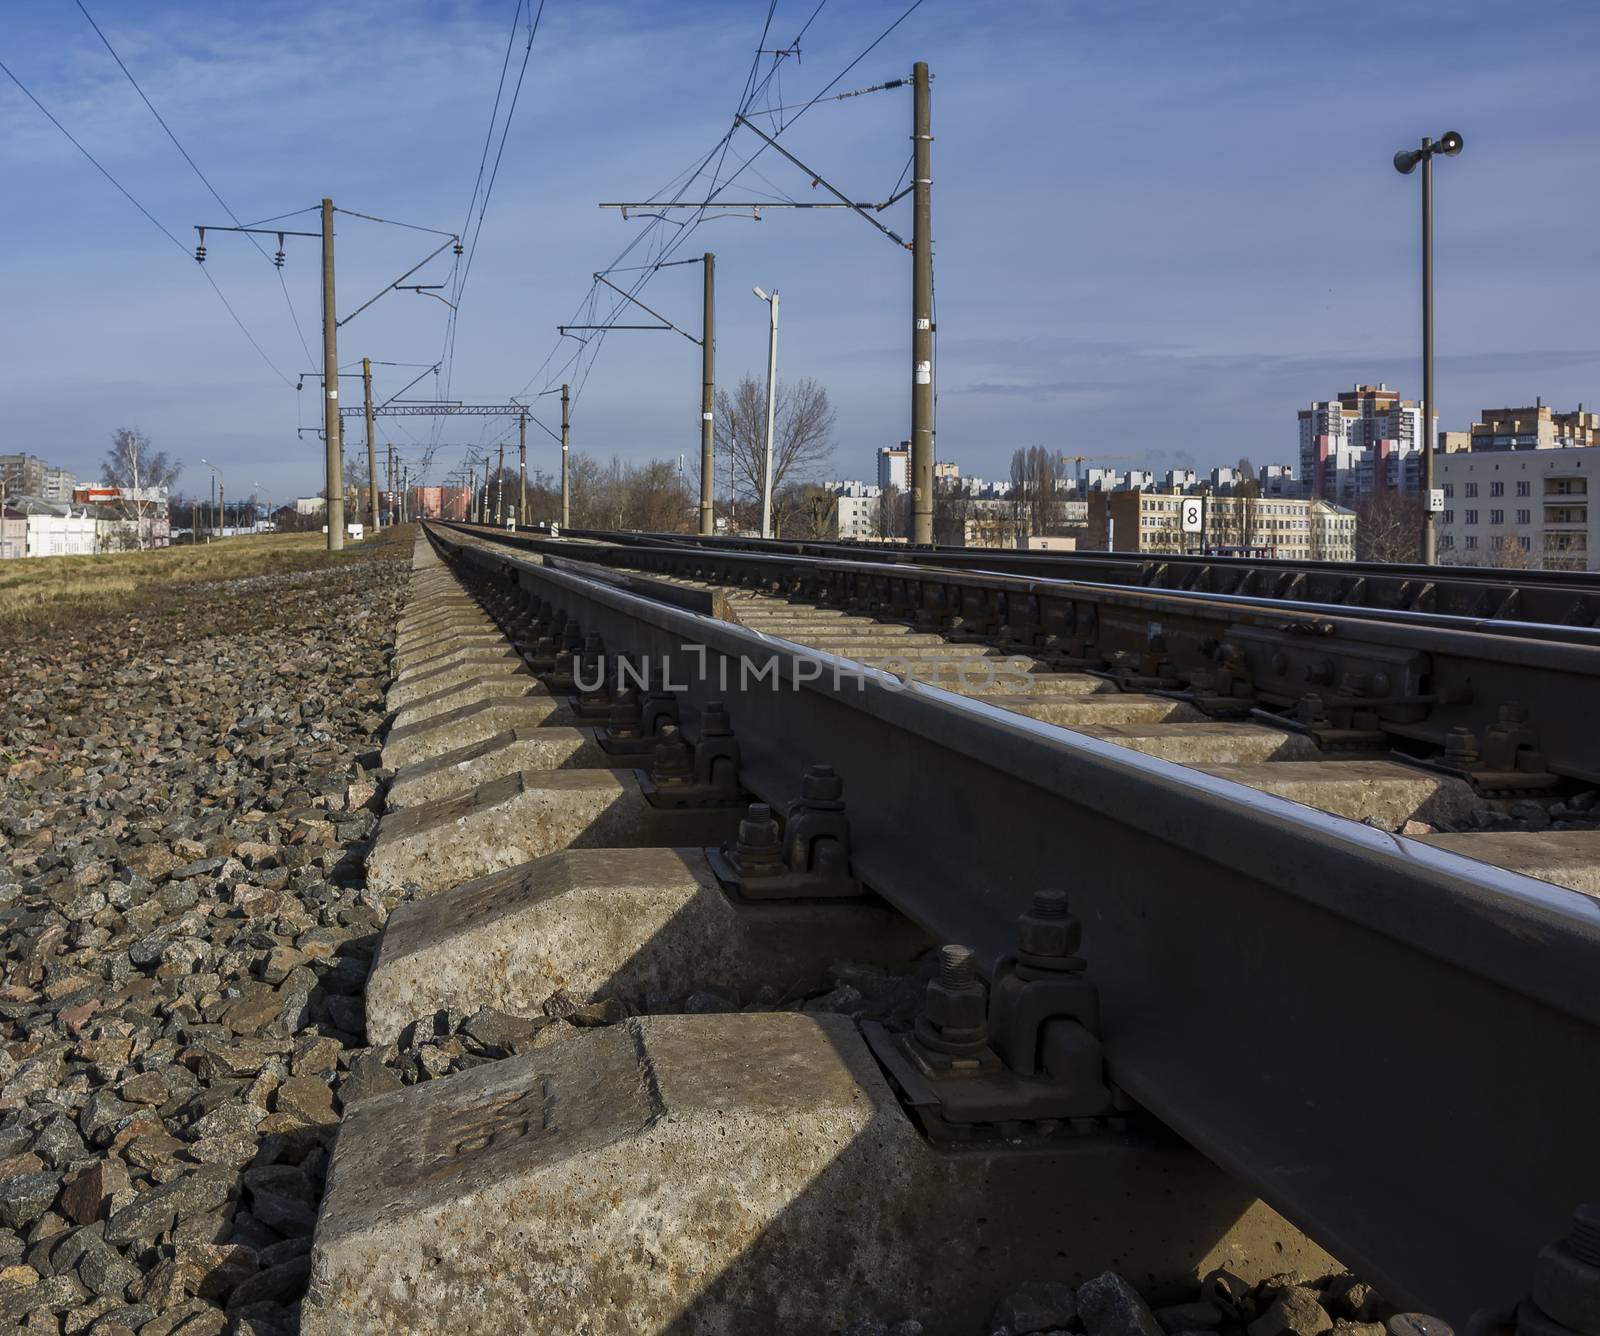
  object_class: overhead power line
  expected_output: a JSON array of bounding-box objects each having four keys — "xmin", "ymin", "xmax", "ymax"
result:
[
  {"xmin": 0, "ymin": 54, "xmax": 294, "ymax": 387},
  {"xmin": 72, "ymin": 0, "xmax": 316, "ymax": 368}
]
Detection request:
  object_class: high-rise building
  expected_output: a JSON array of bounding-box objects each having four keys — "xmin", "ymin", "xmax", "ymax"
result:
[
  {"xmin": 876, "ymin": 444, "xmax": 909, "ymax": 492},
  {"xmin": 42, "ymin": 468, "xmax": 78, "ymax": 503},
  {"xmin": 0, "ymin": 454, "xmax": 48, "ymax": 500},
  {"xmin": 1297, "ymin": 384, "xmax": 1435, "ymax": 502}
]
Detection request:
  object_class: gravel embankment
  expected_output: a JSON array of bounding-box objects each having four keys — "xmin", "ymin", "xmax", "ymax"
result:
[{"xmin": 0, "ymin": 555, "xmax": 403, "ymax": 1335}]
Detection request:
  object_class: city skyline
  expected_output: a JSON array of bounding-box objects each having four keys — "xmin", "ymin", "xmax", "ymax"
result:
[{"xmin": 2, "ymin": 0, "xmax": 1596, "ymax": 501}]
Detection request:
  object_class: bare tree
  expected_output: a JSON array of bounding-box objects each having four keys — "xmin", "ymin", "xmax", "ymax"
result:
[
  {"xmin": 715, "ymin": 375, "xmax": 835, "ymax": 532},
  {"xmin": 932, "ymin": 478, "xmax": 970, "ymax": 546},
  {"xmin": 1008, "ymin": 446, "xmax": 1064, "ymax": 539},
  {"xmin": 567, "ymin": 454, "xmax": 692, "ymax": 533},
  {"xmin": 1353, "ymin": 490, "xmax": 1423, "ymax": 563},
  {"xmin": 781, "ymin": 483, "xmax": 838, "ymax": 539},
  {"xmin": 873, "ymin": 483, "xmax": 903, "ymax": 540},
  {"xmin": 101, "ymin": 428, "xmax": 181, "ymax": 550}
]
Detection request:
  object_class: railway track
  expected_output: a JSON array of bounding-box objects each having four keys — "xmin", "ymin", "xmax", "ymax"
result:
[
  {"xmin": 556, "ymin": 525, "xmax": 1600, "ymax": 626},
  {"xmin": 302, "ymin": 523, "xmax": 1600, "ymax": 1333}
]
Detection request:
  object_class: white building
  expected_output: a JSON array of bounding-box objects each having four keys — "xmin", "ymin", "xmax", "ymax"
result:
[
  {"xmin": 1258, "ymin": 464, "xmax": 1298, "ymax": 497},
  {"xmin": 1436, "ymin": 447, "xmax": 1596, "ymax": 570},
  {"xmin": 295, "ymin": 496, "xmax": 328, "ymax": 515},
  {"xmin": 835, "ymin": 494, "xmax": 882, "ymax": 540},
  {"xmin": 13, "ymin": 500, "xmax": 99, "ymax": 557},
  {"xmin": 876, "ymin": 445, "xmax": 909, "ymax": 492},
  {"xmin": 1164, "ymin": 468, "xmax": 1199, "ymax": 491}
]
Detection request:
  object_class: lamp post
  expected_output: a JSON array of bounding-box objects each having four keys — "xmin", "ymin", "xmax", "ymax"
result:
[
  {"xmin": 199, "ymin": 459, "xmax": 223, "ymax": 542},
  {"xmin": 752, "ymin": 286, "xmax": 779, "ymax": 539},
  {"xmin": 1394, "ymin": 129, "xmax": 1463, "ymax": 565}
]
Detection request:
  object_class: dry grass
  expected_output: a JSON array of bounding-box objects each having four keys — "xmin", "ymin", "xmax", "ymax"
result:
[{"xmin": 0, "ymin": 527, "xmax": 413, "ymax": 632}]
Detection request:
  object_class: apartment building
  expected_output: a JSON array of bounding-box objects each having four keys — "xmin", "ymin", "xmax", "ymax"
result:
[
  {"xmin": 1087, "ymin": 491, "xmax": 1356, "ymax": 560},
  {"xmin": 42, "ymin": 468, "xmax": 77, "ymax": 503},
  {"xmin": 876, "ymin": 445, "xmax": 909, "ymax": 492},
  {"xmin": 1466, "ymin": 401, "xmax": 1600, "ymax": 451},
  {"xmin": 1298, "ymin": 383, "xmax": 1435, "ymax": 502},
  {"xmin": 1435, "ymin": 448, "xmax": 1597, "ymax": 570},
  {"xmin": 0, "ymin": 454, "xmax": 48, "ymax": 500}
]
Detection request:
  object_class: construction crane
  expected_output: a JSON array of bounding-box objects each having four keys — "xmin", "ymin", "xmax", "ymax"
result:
[{"xmin": 1062, "ymin": 453, "xmax": 1133, "ymax": 495}]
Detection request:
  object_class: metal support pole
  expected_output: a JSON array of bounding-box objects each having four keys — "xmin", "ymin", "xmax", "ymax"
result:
[
  {"xmin": 518, "ymin": 413, "xmax": 527, "ymax": 529},
  {"xmin": 700, "ymin": 252, "xmax": 716, "ymax": 536},
  {"xmin": 386, "ymin": 444, "xmax": 394, "ymax": 526},
  {"xmin": 218, "ymin": 471, "xmax": 225, "ymax": 539},
  {"xmin": 1421, "ymin": 138, "xmax": 1436, "ymax": 566},
  {"xmin": 910, "ymin": 61, "xmax": 934, "ymax": 547},
  {"xmin": 760, "ymin": 291, "xmax": 779, "ymax": 539},
  {"xmin": 321, "ymin": 198, "xmax": 344, "ymax": 551},
  {"xmin": 560, "ymin": 384, "xmax": 570, "ymax": 529},
  {"xmin": 363, "ymin": 358, "xmax": 378, "ymax": 533}
]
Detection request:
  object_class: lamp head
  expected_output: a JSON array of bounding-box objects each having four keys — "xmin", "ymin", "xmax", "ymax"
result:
[
  {"xmin": 1393, "ymin": 148, "xmax": 1422, "ymax": 175},
  {"xmin": 752, "ymin": 286, "xmax": 769, "ymax": 302},
  {"xmin": 1437, "ymin": 129, "xmax": 1464, "ymax": 156}
]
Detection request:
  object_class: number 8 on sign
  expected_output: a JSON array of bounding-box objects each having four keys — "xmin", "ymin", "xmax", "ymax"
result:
[{"xmin": 1181, "ymin": 498, "xmax": 1204, "ymax": 534}]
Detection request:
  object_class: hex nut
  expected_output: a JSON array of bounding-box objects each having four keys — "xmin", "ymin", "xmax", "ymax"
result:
[
  {"xmin": 922, "ymin": 978, "xmax": 986, "ymax": 1034},
  {"xmin": 1533, "ymin": 1238, "xmax": 1600, "ymax": 1336}
]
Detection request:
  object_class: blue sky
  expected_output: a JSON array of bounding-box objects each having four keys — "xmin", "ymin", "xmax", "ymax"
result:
[{"xmin": 2, "ymin": 0, "xmax": 1596, "ymax": 503}]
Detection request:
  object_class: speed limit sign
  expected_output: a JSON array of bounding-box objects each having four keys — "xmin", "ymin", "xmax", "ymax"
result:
[{"xmin": 1180, "ymin": 497, "xmax": 1204, "ymax": 534}]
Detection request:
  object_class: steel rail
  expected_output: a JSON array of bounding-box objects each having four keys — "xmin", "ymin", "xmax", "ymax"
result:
[
  {"xmin": 427, "ymin": 521, "xmax": 1600, "ymax": 1323},
  {"xmin": 445, "ymin": 522, "xmax": 1600, "ymax": 783},
  {"xmin": 554, "ymin": 525, "xmax": 1600, "ymax": 626}
]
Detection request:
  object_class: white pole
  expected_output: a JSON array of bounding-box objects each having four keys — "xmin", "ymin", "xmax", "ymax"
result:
[{"xmin": 760, "ymin": 290, "xmax": 779, "ymax": 539}]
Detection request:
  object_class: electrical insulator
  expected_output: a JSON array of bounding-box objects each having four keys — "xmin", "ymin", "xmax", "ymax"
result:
[
  {"xmin": 194, "ymin": 227, "xmax": 206, "ymax": 264},
  {"xmin": 453, "ymin": 237, "xmax": 464, "ymax": 257},
  {"xmin": 274, "ymin": 233, "xmax": 285, "ymax": 268}
]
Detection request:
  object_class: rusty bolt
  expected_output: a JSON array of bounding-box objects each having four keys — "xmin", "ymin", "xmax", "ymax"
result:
[
  {"xmin": 1017, "ymin": 889, "xmax": 1084, "ymax": 963},
  {"xmin": 583, "ymin": 632, "xmax": 603, "ymax": 655},
  {"xmin": 1444, "ymin": 728, "xmax": 1479, "ymax": 764},
  {"xmin": 800, "ymin": 763, "xmax": 844, "ymax": 807},
  {"xmin": 921, "ymin": 944, "xmax": 987, "ymax": 1038},
  {"xmin": 701, "ymin": 701, "xmax": 733, "ymax": 738},
  {"xmin": 607, "ymin": 690, "xmax": 642, "ymax": 737},
  {"xmin": 651, "ymin": 725, "xmax": 694, "ymax": 784},
  {"xmin": 1533, "ymin": 1204, "xmax": 1600, "ymax": 1336},
  {"xmin": 737, "ymin": 803, "xmax": 781, "ymax": 852}
]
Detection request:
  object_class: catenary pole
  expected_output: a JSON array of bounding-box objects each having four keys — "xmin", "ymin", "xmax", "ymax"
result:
[
  {"xmin": 1421, "ymin": 138, "xmax": 1436, "ymax": 565},
  {"xmin": 910, "ymin": 62, "xmax": 934, "ymax": 546},
  {"xmin": 518, "ymin": 413, "xmax": 527, "ymax": 528},
  {"xmin": 321, "ymin": 198, "xmax": 344, "ymax": 550},
  {"xmin": 362, "ymin": 358, "xmax": 378, "ymax": 533},
  {"xmin": 701, "ymin": 252, "xmax": 716, "ymax": 536},
  {"xmin": 560, "ymin": 384, "xmax": 570, "ymax": 529}
]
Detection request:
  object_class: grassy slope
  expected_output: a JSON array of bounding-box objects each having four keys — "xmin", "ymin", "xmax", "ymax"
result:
[{"xmin": 0, "ymin": 527, "xmax": 414, "ymax": 632}]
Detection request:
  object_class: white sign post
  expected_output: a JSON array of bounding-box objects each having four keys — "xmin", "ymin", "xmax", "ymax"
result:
[{"xmin": 1181, "ymin": 497, "xmax": 1204, "ymax": 534}]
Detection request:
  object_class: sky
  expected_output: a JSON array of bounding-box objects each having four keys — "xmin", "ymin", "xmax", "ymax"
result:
[{"xmin": 1, "ymin": 0, "xmax": 1596, "ymax": 504}]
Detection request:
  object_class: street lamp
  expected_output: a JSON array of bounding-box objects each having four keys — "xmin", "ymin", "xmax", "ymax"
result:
[
  {"xmin": 1394, "ymin": 129, "xmax": 1463, "ymax": 564},
  {"xmin": 199, "ymin": 459, "xmax": 223, "ymax": 542},
  {"xmin": 752, "ymin": 286, "xmax": 779, "ymax": 539}
]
